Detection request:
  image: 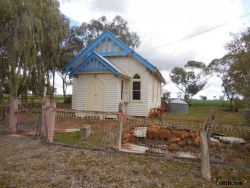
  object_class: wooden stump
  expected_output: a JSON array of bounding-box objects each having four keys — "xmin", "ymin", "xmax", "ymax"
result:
[
  {"xmin": 40, "ymin": 96, "xmax": 50, "ymax": 138},
  {"xmin": 80, "ymin": 125, "xmax": 91, "ymax": 139},
  {"xmin": 200, "ymin": 129, "xmax": 211, "ymax": 182},
  {"xmin": 46, "ymin": 101, "xmax": 56, "ymax": 143},
  {"xmin": 115, "ymin": 113, "xmax": 123, "ymax": 150}
]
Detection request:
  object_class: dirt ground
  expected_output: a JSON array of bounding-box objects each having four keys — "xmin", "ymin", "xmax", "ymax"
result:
[{"xmin": 0, "ymin": 134, "xmax": 249, "ymax": 188}]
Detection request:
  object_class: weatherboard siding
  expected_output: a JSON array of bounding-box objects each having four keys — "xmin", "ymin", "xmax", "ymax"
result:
[
  {"xmin": 72, "ymin": 74, "xmax": 120, "ymax": 112},
  {"xmin": 148, "ymin": 73, "xmax": 161, "ymax": 110},
  {"xmin": 72, "ymin": 78, "xmax": 77, "ymax": 110},
  {"xmin": 107, "ymin": 56, "xmax": 150, "ymax": 116}
]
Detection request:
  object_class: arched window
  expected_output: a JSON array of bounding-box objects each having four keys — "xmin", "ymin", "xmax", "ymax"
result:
[
  {"xmin": 132, "ymin": 74, "xmax": 141, "ymax": 100},
  {"xmin": 133, "ymin": 74, "xmax": 140, "ymax": 79}
]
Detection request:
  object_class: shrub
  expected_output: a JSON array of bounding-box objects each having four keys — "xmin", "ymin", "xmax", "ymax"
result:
[
  {"xmin": 200, "ymin": 95, "xmax": 207, "ymax": 101},
  {"xmin": 245, "ymin": 109, "xmax": 250, "ymax": 126},
  {"xmin": 64, "ymin": 95, "xmax": 72, "ymax": 104}
]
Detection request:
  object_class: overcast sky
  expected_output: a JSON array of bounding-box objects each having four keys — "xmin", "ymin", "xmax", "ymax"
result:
[{"xmin": 57, "ymin": 0, "xmax": 250, "ymax": 99}]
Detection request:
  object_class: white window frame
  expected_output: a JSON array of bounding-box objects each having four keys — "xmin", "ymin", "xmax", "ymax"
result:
[{"xmin": 132, "ymin": 74, "xmax": 141, "ymax": 101}]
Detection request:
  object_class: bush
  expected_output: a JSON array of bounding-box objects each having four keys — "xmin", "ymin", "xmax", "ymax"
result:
[
  {"xmin": 245, "ymin": 109, "xmax": 250, "ymax": 126},
  {"xmin": 64, "ymin": 95, "xmax": 72, "ymax": 104},
  {"xmin": 200, "ymin": 95, "xmax": 207, "ymax": 101}
]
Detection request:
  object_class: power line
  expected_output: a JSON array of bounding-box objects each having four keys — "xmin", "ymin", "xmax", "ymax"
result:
[{"xmin": 139, "ymin": 12, "xmax": 250, "ymax": 53}]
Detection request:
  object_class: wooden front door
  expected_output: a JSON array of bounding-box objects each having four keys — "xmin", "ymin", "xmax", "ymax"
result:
[{"xmin": 87, "ymin": 78, "xmax": 105, "ymax": 111}]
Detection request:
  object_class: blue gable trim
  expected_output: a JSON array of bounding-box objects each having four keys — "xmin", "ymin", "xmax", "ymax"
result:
[
  {"xmin": 64, "ymin": 32, "xmax": 109, "ymax": 72},
  {"xmin": 64, "ymin": 31, "xmax": 157, "ymax": 74},
  {"xmin": 70, "ymin": 52, "xmax": 122, "ymax": 77},
  {"xmin": 64, "ymin": 50, "xmax": 88, "ymax": 72}
]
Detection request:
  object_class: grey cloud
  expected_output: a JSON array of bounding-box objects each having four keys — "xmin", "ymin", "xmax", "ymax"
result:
[
  {"xmin": 91, "ymin": 0, "xmax": 129, "ymax": 13},
  {"xmin": 135, "ymin": 24, "xmax": 212, "ymax": 72},
  {"xmin": 140, "ymin": 49, "xmax": 196, "ymax": 72}
]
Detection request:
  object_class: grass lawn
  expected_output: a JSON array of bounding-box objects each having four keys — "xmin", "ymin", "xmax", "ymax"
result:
[
  {"xmin": 54, "ymin": 119, "xmax": 117, "ymax": 148},
  {"xmin": 164, "ymin": 106, "xmax": 246, "ymax": 125},
  {"xmin": 54, "ymin": 131, "xmax": 114, "ymax": 148}
]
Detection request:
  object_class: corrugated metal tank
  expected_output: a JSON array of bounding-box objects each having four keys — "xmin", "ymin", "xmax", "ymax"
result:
[{"xmin": 168, "ymin": 99, "xmax": 188, "ymax": 113}]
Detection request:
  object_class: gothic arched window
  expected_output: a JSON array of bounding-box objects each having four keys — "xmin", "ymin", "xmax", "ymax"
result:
[{"xmin": 132, "ymin": 74, "xmax": 141, "ymax": 100}]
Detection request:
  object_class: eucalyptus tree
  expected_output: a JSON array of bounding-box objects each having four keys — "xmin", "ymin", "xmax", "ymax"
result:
[
  {"xmin": 77, "ymin": 15, "xmax": 141, "ymax": 49},
  {"xmin": 209, "ymin": 55, "xmax": 240, "ymax": 111},
  {"xmin": 39, "ymin": 1, "xmax": 69, "ymax": 98},
  {"xmin": 170, "ymin": 61, "xmax": 208, "ymax": 105},
  {"xmin": 209, "ymin": 28, "xmax": 250, "ymax": 111},
  {"xmin": 225, "ymin": 28, "xmax": 250, "ymax": 108},
  {"xmin": 0, "ymin": 0, "xmax": 39, "ymax": 132},
  {"xmin": 0, "ymin": 0, "xmax": 69, "ymax": 133}
]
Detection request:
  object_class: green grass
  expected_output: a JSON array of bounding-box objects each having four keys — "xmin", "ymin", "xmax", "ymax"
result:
[
  {"xmin": 165, "ymin": 106, "xmax": 246, "ymax": 125},
  {"xmin": 54, "ymin": 131, "xmax": 106, "ymax": 148},
  {"xmin": 54, "ymin": 122, "xmax": 116, "ymax": 148}
]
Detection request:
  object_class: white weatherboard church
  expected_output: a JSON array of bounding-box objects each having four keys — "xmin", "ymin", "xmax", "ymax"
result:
[{"xmin": 64, "ymin": 31, "xmax": 166, "ymax": 116}]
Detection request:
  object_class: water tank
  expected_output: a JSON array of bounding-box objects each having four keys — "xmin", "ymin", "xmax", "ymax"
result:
[{"xmin": 168, "ymin": 99, "xmax": 188, "ymax": 113}]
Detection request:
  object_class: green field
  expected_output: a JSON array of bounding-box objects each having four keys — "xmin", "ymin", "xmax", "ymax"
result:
[
  {"xmin": 191, "ymin": 99, "xmax": 230, "ymax": 107},
  {"xmin": 165, "ymin": 106, "xmax": 246, "ymax": 125},
  {"xmin": 164, "ymin": 99, "xmax": 247, "ymax": 125}
]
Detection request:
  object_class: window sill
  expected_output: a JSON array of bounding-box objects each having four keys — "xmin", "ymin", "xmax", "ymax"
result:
[{"xmin": 130, "ymin": 100, "xmax": 143, "ymax": 103}]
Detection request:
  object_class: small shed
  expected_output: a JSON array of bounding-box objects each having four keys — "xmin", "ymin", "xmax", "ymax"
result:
[{"xmin": 168, "ymin": 99, "xmax": 188, "ymax": 113}]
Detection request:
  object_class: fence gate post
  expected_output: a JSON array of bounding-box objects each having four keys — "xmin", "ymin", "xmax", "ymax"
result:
[
  {"xmin": 41, "ymin": 96, "xmax": 50, "ymax": 138},
  {"xmin": 116, "ymin": 113, "xmax": 123, "ymax": 150},
  {"xmin": 46, "ymin": 100, "xmax": 56, "ymax": 143},
  {"xmin": 200, "ymin": 129, "xmax": 211, "ymax": 182}
]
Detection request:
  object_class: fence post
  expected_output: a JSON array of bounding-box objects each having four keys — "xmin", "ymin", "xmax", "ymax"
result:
[
  {"xmin": 40, "ymin": 96, "xmax": 50, "ymax": 138},
  {"xmin": 46, "ymin": 100, "xmax": 56, "ymax": 143},
  {"xmin": 200, "ymin": 128, "xmax": 211, "ymax": 182},
  {"xmin": 204, "ymin": 109, "xmax": 217, "ymax": 147},
  {"xmin": 115, "ymin": 113, "xmax": 123, "ymax": 150}
]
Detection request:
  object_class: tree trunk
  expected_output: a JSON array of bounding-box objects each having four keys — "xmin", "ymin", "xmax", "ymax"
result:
[
  {"xmin": 24, "ymin": 90, "xmax": 28, "ymax": 105},
  {"xmin": 230, "ymin": 99, "xmax": 233, "ymax": 112},
  {"xmin": 21, "ymin": 94, "xmax": 24, "ymax": 104},
  {"xmin": 0, "ymin": 89, "xmax": 3, "ymax": 104},
  {"xmin": 9, "ymin": 96, "xmax": 18, "ymax": 134},
  {"xmin": 62, "ymin": 78, "xmax": 66, "ymax": 103},
  {"xmin": 52, "ymin": 67, "xmax": 55, "ymax": 99},
  {"xmin": 46, "ymin": 70, "xmax": 51, "ymax": 97}
]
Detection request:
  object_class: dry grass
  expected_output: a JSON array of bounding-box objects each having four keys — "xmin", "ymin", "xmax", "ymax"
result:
[{"xmin": 0, "ymin": 135, "xmax": 249, "ymax": 187}]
